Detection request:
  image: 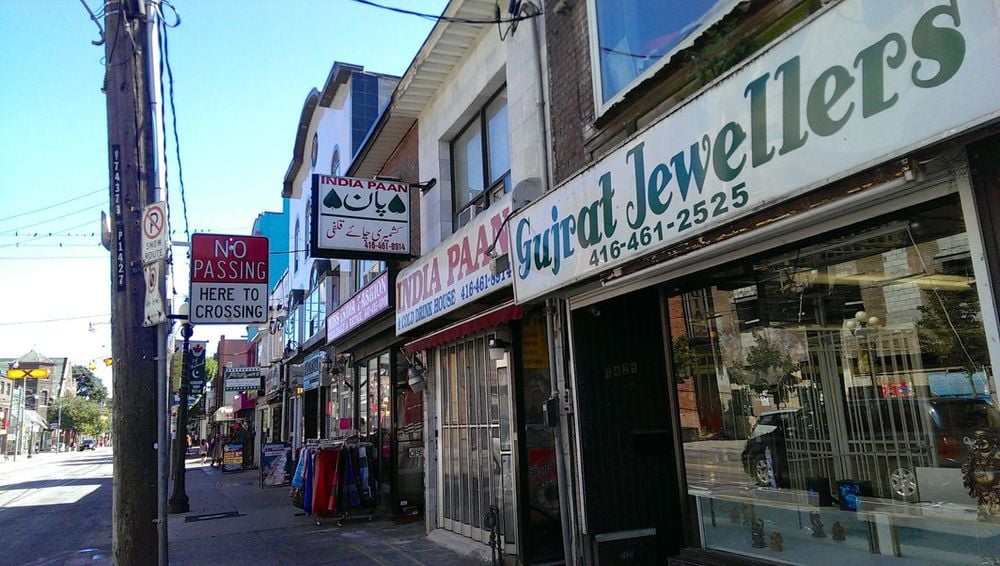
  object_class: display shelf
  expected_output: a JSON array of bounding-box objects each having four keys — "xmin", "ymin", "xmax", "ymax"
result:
[{"xmin": 693, "ymin": 488, "xmax": 1000, "ymax": 565}]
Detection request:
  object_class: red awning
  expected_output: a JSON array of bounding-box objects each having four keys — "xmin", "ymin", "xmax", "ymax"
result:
[{"xmin": 404, "ymin": 303, "xmax": 523, "ymax": 355}]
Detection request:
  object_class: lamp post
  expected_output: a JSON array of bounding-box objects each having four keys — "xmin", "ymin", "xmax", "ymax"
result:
[{"xmin": 168, "ymin": 302, "xmax": 193, "ymax": 514}]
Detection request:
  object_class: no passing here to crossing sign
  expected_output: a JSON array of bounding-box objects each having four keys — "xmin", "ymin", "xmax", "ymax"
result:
[{"xmin": 189, "ymin": 233, "xmax": 269, "ymax": 324}]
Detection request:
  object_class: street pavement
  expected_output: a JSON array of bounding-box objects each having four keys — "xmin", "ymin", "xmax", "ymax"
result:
[
  {"xmin": 0, "ymin": 449, "xmax": 479, "ymax": 565},
  {"xmin": 0, "ymin": 447, "xmax": 114, "ymax": 565}
]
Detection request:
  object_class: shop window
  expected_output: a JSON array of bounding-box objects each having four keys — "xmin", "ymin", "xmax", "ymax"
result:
[
  {"xmin": 451, "ymin": 88, "xmax": 511, "ymax": 228},
  {"xmin": 667, "ymin": 195, "xmax": 999, "ymax": 562},
  {"xmin": 293, "ymin": 217, "xmax": 301, "ymax": 273},
  {"xmin": 356, "ymin": 260, "xmax": 385, "ymax": 289},
  {"xmin": 591, "ymin": 0, "xmax": 736, "ymax": 110},
  {"xmin": 304, "ymin": 279, "xmax": 326, "ymax": 340}
]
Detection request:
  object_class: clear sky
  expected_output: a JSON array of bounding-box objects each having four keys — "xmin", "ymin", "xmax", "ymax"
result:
[{"xmin": 0, "ymin": 0, "xmax": 447, "ymax": 389}]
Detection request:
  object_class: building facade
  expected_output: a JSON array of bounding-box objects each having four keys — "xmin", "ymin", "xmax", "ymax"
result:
[{"xmin": 507, "ymin": 0, "xmax": 1000, "ymax": 563}]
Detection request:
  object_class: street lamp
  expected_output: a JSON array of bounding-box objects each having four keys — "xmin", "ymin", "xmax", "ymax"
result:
[{"xmin": 168, "ymin": 302, "xmax": 193, "ymax": 514}]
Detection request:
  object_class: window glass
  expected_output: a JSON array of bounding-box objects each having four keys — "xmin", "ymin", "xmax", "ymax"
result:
[
  {"xmin": 453, "ymin": 118, "xmax": 484, "ymax": 213},
  {"xmin": 451, "ymin": 88, "xmax": 509, "ymax": 225},
  {"xmin": 357, "ymin": 260, "xmax": 384, "ymax": 288},
  {"xmin": 669, "ymin": 195, "xmax": 998, "ymax": 562},
  {"xmin": 595, "ymin": 0, "xmax": 729, "ymax": 104},
  {"xmin": 485, "ymin": 92, "xmax": 510, "ymax": 187}
]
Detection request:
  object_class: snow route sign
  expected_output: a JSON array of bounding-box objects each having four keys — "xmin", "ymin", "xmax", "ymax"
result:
[{"xmin": 190, "ymin": 233, "xmax": 269, "ymax": 324}]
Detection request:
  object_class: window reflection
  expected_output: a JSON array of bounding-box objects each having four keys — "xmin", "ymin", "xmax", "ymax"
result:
[{"xmin": 670, "ymin": 196, "xmax": 999, "ymax": 561}]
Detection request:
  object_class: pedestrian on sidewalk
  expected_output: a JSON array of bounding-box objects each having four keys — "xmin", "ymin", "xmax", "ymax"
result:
[
  {"xmin": 212, "ymin": 434, "xmax": 226, "ymax": 467},
  {"xmin": 200, "ymin": 438, "xmax": 210, "ymax": 464}
]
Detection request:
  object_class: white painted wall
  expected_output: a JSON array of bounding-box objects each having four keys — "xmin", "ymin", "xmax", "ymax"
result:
[{"xmin": 416, "ymin": 20, "xmax": 548, "ymax": 250}]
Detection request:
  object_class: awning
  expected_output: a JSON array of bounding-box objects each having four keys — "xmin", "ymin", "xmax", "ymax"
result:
[
  {"xmin": 22, "ymin": 409, "xmax": 51, "ymax": 430},
  {"xmin": 404, "ymin": 303, "xmax": 523, "ymax": 355},
  {"xmin": 213, "ymin": 406, "xmax": 235, "ymax": 422}
]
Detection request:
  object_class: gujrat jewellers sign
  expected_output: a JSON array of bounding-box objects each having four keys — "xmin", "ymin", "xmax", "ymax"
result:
[{"xmin": 510, "ymin": 0, "xmax": 1000, "ymax": 302}]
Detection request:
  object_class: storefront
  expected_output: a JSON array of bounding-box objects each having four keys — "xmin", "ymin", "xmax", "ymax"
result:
[
  {"xmin": 323, "ymin": 270, "xmax": 424, "ymax": 516},
  {"xmin": 398, "ymin": 192, "xmax": 564, "ymax": 563},
  {"xmin": 514, "ymin": 1, "xmax": 1000, "ymax": 563}
]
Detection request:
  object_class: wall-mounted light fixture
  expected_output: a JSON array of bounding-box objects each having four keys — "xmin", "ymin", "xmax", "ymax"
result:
[
  {"xmin": 488, "ymin": 338, "xmax": 510, "ymax": 360},
  {"xmin": 409, "ymin": 178, "xmax": 437, "ymax": 194},
  {"xmin": 403, "ymin": 350, "xmax": 427, "ymax": 392}
]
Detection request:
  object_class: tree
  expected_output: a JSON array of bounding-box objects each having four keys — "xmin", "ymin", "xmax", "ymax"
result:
[
  {"xmin": 744, "ymin": 331, "xmax": 799, "ymax": 407},
  {"xmin": 53, "ymin": 396, "xmax": 111, "ymax": 438},
  {"xmin": 916, "ymin": 285, "xmax": 990, "ymax": 376},
  {"xmin": 73, "ymin": 364, "xmax": 108, "ymax": 405}
]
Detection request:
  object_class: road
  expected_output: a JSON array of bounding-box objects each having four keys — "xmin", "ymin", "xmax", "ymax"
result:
[{"xmin": 0, "ymin": 448, "xmax": 113, "ymax": 565}]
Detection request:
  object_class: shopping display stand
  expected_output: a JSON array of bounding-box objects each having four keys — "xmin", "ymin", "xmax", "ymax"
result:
[{"xmin": 291, "ymin": 436, "xmax": 378, "ymax": 527}]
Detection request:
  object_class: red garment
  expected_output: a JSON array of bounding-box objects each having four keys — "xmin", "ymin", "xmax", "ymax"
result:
[{"xmin": 310, "ymin": 449, "xmax": 341, "ymax": 516}]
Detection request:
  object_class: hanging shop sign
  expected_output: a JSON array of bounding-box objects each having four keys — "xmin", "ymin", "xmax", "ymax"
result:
[
  {"xmin": 326, "ymin": 271, "xmax": 391, "ymax": 343},
  {"xmin": 311, "ymin": 174, "xmax": 410, "ymax": 259},
  {"xmin": 509, "ymin": 0, "xmax": 1000, "ymax": 303},
  {"xmin": 225, "ymin": 367, "xmax": 263, "ymax": 391},
  {"xmin": 396, "ymin": 192, "xmax": 512, "ymax": 334},
  {"xmin": 187, "ymin": 341, "xmax": 207, "ymax": 396},
  {"xmin": 302, "ymin": 351, "xmax": 323, "ymax": 391},
  {"xmin": 190, "ymin": 233, "xmax": 269, "ymax": 324}
]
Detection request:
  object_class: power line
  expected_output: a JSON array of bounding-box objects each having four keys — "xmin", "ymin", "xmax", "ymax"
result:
[
  {"xmin": 159, "ymin": 9, "xmax": 190, "ymax": 242},
  {"xmin": 0, "ymin": 190, "xmax": 104, "ymax": 224},
  {"xmin": 0, "ymin": 255, "xmax": 107, "ymax": 260},
  {"xmin": 0, "ymin": 219, "xmax": 97, "ymax": 248},
  {"xmin": 0, "ymin": 200, "xmax": 105, "ymax": 235},
  {"xmin": 348, "ymin": 0, "xmax": 542, "ymax": 24},
  {"xmin": 0, "ymin": 313, "xmax": 111, "ymax": 326}
]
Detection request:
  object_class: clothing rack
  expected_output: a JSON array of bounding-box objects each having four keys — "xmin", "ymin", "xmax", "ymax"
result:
[{"xmin": 291, "ymin": 439, "xmax": 378, "ymax": 527}]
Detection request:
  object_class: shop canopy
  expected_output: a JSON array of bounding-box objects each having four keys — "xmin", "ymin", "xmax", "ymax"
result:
[
  {"xmin": 404, "ymin": 303, "xmax": 523, "ymax": 355},
  {"xmin": 212, "ymin": 406, "xmax": 235, "ymax": 422},
  {"xmin": 21, "ymin": 409, "xmax": 51, "ymax": 430}
]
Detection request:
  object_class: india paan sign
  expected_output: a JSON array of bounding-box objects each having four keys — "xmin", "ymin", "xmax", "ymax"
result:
[
  {"xmin": 311, "ymin": 174, "xmax": 410, "ymax": 259},
  {"xmin": 510, "ymin": 0, "xmax": 1000, "ymax": 302}
]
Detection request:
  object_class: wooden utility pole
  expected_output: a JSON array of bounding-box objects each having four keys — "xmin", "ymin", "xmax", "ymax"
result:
[{"xmin": 104, "ymin": 1, "xmax": 159, "ymax": 563}]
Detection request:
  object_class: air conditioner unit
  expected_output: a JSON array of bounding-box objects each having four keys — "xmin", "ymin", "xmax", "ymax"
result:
[{"xmin": 457, "ymin": 205, "xmax": 481, "ymax": 228}]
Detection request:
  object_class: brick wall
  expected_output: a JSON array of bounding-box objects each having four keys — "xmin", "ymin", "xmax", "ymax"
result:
[{"xmin": 381, "ymin": 123, "xmax": 421, "ymax": 257}]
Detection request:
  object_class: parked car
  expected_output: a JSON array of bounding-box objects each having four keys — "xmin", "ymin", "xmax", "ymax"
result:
[
  {"xmin": 741, "ymin": 398, "xmax": 1000, "ymax": 500},
  {"xmin": 79, "ymin": 439, "xmax": 96, "ymax": 451}
]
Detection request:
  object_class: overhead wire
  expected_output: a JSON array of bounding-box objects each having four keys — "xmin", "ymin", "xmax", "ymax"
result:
[
  {"xmin": 348, "ymin": 0, "xmax": 542, "ymax": 24},
  {"xmin": 0, "ymin": 200, "xmax": 105, "ymax": 235},
  {"xmin": 0, "ymin": 219, "xmax": 97, "ymax": 248},
  {"xmin": 0, "ymin": 188, "xmax": 104, "ymax": 224},
  {"xmin": 0, "ymin": 314, "xmax": 111, "ymax": 326}
]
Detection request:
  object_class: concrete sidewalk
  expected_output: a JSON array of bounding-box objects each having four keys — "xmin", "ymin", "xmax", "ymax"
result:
[{"xmin": 169, "ymin": 460, "xmax": 478, "ymax": 565}]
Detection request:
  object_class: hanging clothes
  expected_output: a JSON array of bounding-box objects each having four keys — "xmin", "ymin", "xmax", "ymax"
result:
[
  {"xmin": 311, "ymin": 449, "xmax": 341, "ymax": 517},
  {"xmin": 358, "ymin": 445, "xmax": 372, "ymax": 501},
  {"xmin": 302, "ymin": 449, "xmax": 315, "ymax": 515}
]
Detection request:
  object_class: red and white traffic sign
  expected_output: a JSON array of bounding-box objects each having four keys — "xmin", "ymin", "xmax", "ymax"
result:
[
  {"xmin": 189, "ymin": 233, "xmax": 269, "ymax": 324},
  {"xmin": 141, "ymin": 202, "xmax": 167, "ymax": 264}
]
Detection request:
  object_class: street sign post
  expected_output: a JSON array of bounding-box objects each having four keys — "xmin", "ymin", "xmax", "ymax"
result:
[
  {"xmin": 189, "ymin": 233, "xmax": 269, "ymax": 324},
  {"xmin": 140, "ymin": 202, "xmax": 167, "ymax": 265}
]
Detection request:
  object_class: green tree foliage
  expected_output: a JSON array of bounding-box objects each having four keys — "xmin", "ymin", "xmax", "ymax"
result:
[
  {"xmin": 72, "ymin": 364, "xmax": 108, "ymax": 405},
  {"xmin": 916, "ymin": 285, "xmax": 990, "ymax": 375},
  {"xmin": 53, "ymin": 395, "xmax": 111, "ymax": 437},
  {"xmin": 744, "ymin": 331, "xmax": 799, "ymax": 406}
]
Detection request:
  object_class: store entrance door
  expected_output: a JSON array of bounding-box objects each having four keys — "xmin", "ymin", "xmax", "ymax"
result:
[{"xmin": 571, "ymin": 287, "xmax": 683, "ymax": 562}]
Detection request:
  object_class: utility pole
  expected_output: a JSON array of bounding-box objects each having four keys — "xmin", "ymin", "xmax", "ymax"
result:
[{"xmin": 103, "ymin": 1, "xmax": 159, "ymax": 563}]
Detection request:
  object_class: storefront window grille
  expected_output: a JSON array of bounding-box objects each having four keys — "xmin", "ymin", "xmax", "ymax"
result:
[
  {"xmin": 667, "ymin": 195, "xmax": 999, "ymax": 563},
  {"xmin": 436, "ymin": 330, "xmax": 517, "ymax": 548}
]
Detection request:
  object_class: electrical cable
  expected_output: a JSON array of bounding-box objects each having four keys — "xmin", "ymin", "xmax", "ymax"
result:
[
  {"xmin": 159, "ymin": 10, "xmax": 191, "ymax": 243},
  {"xmin": 0, "ymin": 220, "xmax": 97, "ymax": 248},
  {"xmin": 349, "ymin": 0, "xmax": 542, "ymax": 24},
  {"xmin": 0, "ymin": 314, "xmax": 111, "ymax": 326},
  {"xmin": 0, "ymin": 188, "xmax": 104, "ymax": 224},
  {"xmin": 0, "ymin": 256, "xmax": 107, "ymax": 260},
  {"xmin": 0, "ymin": 200, "xmax": 105, "ymax": 235}
]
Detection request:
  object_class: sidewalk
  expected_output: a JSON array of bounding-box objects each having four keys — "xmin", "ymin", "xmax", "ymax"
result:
[{"xmin": 169, "ymin": 460, "xmax": 478, "ymax": 565}]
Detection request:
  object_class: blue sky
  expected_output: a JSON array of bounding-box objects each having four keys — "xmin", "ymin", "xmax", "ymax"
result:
[{"xmin": 0, "ymin": 0, "xmax": 447, "ymax": 386}]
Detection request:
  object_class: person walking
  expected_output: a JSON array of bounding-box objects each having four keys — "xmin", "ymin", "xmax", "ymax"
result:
[{"xmin": 200, "ymin": 438, "xmax": 210, "ymax": 464}]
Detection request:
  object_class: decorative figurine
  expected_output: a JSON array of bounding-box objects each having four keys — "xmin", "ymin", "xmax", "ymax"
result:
[
  {"xmin": 770, "ymin": 531, "xmax": 784, "ymax": 552},
  {"xmin": 729, "ymin": 506, "xmax": 741, "ymax": 524},
  {"xmin": 751, "ymin": 519, "xmax": 767, "ymax": 548},
  {"xmin": 810, "ymin": 512, "xmax": 826, "ymax": 538},
  {"xmin": 832, "ymin": 521, "xmax": 846, "ymax": 541},
  {"xmin": 961, "ymin": 430, "xmax": 1000, "ymax": 521}
]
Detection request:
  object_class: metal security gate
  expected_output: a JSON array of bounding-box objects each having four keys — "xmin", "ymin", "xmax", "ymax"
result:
[
  {"xmin": 570, "ymin": 287, "xmax": 683, "ymax": 560},
  {"xmin": 434, "ymin": 329, "xmax": 518, "ymax": 553}
]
